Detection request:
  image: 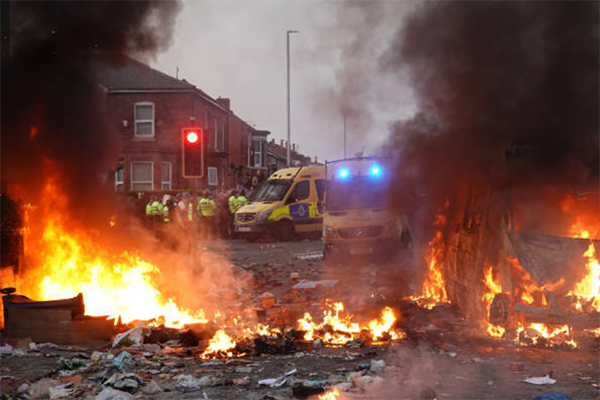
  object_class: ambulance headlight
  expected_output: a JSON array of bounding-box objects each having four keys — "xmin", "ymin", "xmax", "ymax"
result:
[
  {"xmin": 257, "ymin": 210, "xmax": 272, "ymax": 222},
  {"xmin": 323, "ymin": 224, "xmax": 336, "ymax": 238}
]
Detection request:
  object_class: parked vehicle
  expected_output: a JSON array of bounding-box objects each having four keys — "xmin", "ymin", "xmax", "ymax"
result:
[
  {"xmin": 234, "ymin": 165, "xmax": 325, "ymax": 241},
  {"xmin": 322, "ymin": 157, "xmax": 411, "ymax": 261}
]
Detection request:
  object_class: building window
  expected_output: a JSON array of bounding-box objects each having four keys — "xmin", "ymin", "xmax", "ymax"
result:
[
  {"xmin": 115, "ymin": 167, "xmax": 124, "ymax": 191},
  {"xmin": 161, "ymin": 162, "xmax": 172, "ymax": 191},
  {"xmin": 131, "ymin": 161, "xmax": 153, "ymax": 191},
  {"xmin": 253, "ymin": 140, "xmax": 263, "ymax": 168},
  {"xmin": 207, "ymin": 166, "xmax": 218, "ymax": 186},
  {"xmin": 134, "ymin": 102, "xmax": 154, "ymax": 137}
]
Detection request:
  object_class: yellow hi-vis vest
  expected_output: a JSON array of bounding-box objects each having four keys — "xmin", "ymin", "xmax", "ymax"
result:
[
  {"xmin": 198, "ymin": 198, "xmax": 216, "ymax": 217},
  {"xmin": 228, "ymin": 196, "xmax": 237, "ymax": 214},
  {"xmin": 188, "ymin": 203, "xmax": 193, "ymax": 221},
  {"xmin": 236, "ymin": 196, "xmax": 248, "ymax": 210}
]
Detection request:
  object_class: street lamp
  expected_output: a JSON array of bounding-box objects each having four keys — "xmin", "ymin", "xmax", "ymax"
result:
[{"xmin": 287, "ymin": 29, "xmax": 299, "ymax": 167}]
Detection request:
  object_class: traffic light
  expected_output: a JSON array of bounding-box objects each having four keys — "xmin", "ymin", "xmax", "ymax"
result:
[{"xmin": 182, "ymin": 127, "xmax": 204, "ymax": 178}]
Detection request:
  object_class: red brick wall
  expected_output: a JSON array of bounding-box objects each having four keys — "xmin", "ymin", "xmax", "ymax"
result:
[{"xmin": 107, "ymin": 92, "xmax": 234, "ymax": 191}]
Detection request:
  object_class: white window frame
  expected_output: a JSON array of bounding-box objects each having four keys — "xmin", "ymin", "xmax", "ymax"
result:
[
  {"xmin": 130, "ymin": 161, "xmax": 154, "ymax": 191},
  {"xmin": 161, "ymin": 161, "xmax": 172, "ymax": 191},
  {"xmin": 207, "ymin": 166, "xmax": 218, "ymax": 186},
  {"xmin": 114, "ymin": 168, "xmax": 124, "ymax": 190},
  {"xmin": 134, "ymin": 102, "xmax": 155, "ymax": 138},
  {"xmin": 253, "ymin": 139, "xmax": 263, "ymax": 168}
]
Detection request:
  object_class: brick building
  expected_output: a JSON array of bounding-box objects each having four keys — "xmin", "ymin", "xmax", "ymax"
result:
[
  {"xmin": 266, "ymin": 139, "xmax": 315, "ymax": 174},
  {"xmin": 91, "ymin": 54, "xmax": 269, "ymax": 193}
]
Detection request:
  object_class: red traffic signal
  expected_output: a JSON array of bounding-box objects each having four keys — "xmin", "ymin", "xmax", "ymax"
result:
[
  {"xmin": 182, "ymin": 127, "xmax": 204, "ymax": 178},
  {"xmin": 186, "ymin": 130, "xmax": 199, "ymax": 144}
]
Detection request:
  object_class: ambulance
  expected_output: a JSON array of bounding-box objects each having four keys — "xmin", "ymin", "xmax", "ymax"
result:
[
  {"xmin": 234, "ymin": 165, "xmax": 326, "ymax": 240},
  {"xmin": 322, "ymin": 157, "xmax": 411, "ymax": 260}
]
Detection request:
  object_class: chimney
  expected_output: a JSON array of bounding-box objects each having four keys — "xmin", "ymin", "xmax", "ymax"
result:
[
  {"xmin": 216, "ymin": 97, "xmax": 230, "ymax": 109},
  {"xmin": 292, "ymin": 143, "xmax": 296, "ymax": 152},
  {"xmin": 280, "ymin": 139, "xmax": 284, "ymax": 147},
  {"xmin": 315, "ymin": 155, "xmax": 318, "ymax": 163}
]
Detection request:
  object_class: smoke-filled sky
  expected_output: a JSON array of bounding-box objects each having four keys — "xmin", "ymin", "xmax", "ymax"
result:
[{"xmin": 153, "ymin": 0, "xmax": 418, "ymax": 162}]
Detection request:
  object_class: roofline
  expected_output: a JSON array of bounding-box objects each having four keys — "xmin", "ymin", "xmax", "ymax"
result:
[{"xmin": 106, "ymin": 89, "xmax": 231, "ymax": 113}]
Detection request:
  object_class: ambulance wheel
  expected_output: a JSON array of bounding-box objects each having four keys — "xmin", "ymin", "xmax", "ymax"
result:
[{"xmin": 277, "ymin": 220, "xmax": 295, "ymax": 241}]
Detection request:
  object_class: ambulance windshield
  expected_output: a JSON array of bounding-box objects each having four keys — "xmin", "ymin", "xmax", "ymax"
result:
[
  {"xmin": 327, "ymin": 177, "xmax": 388, "ymax": 211},
  {"xmin": 253, "ymin": 179, "xmax": 293, "ymax": 202}
]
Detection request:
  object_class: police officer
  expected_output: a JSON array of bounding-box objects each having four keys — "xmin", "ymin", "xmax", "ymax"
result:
[
  {"xmin": 228, "ymin": 189, "xmax": 238, "ymax": 215},
  {"xmin": 198, "ymin": 190, "xmax": 217, "ymax": 236},
  {"xmin": 236, "ymin": 189, "xmax": 248, "ymax": 210}
]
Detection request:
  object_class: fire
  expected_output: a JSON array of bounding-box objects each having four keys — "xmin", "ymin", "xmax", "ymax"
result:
[
  {"xmin": 319, "ymin": 388, "xmax": 340, "ymax": 400},
  {"xmin": 297, "ymin": 301, "xmax": 404, "ymax": 345},
  {"xmin": 244, "ymin": 323, "xmax": 282, "ymax": 337},
  {"xmin": 508, "ymin": 258, "xmax": 547, "ymax": 306},
  {"xmin": 481, "ymin": 264, "xmax": 505, "ymax": 338},
  {"xmin": 200, "ymin": 329, "xmax": 239, "ymax": 359},
  {"xmin": 567, "ymin": 241, "xmax": 600, "ymax": 312},
  {"xmin": 409, "ymin": 211, "xmax": 450, "ymax": 309},
  {"xmin": 516, "ymin": 323, "xmax": 577, "ymax": 348},
  {"xmin": 22, "ymin": 177, "xmax": 207, "ymax": 329}
]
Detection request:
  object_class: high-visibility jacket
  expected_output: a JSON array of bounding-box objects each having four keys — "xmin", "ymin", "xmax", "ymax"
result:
[
  {"xmin": 198, "ymin": 198, "xmax": 216, "ymax": 217},
  {"xmin": 148, "ymin": 201, "xmax": 162, "ymax": 216},
  {"xmin": 236, "ymin": 196, "xmax": 248, "ymax": 210},
  {"xmin": 188, "ymin": 203, "xmax": 193, "ymax": 221},
  {"xmin": 228, "ymin": 196, "xmax": 237, "ymax": 214},
  {"xmin": 162, "ymin": 206, "xmax": 170, "ymax": 222}
]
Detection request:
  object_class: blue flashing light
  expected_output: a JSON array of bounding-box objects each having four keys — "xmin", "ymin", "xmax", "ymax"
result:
[
  {"xmin": 338, "ymin": 168, "xmax": 350, "ymax": 179},
  {"xmin": 370, "ymin": 165, "xmax": 382, "ymax": 176}
]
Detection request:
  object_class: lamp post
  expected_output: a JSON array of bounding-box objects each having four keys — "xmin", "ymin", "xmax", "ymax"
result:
[{"xmin": 287, "ymin": 29, "xmax": 298, "ymax": 167}]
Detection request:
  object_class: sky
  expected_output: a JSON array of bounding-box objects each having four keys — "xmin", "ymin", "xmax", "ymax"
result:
[{"xmin": 152, "ymin": 0, "xmax": 419, "ymax": 163}]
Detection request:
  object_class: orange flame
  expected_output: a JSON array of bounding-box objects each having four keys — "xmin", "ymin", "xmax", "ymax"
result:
[
  {"xmin": 516, "ymin": 323, "xmax": 577, "ymax": 348},
  {"xmin": 297, "ymin": 301, "xmax": 404, "ymax": 345},
  {"xmin": 481, "ymin": 264, "xmax": 505, "ymax": 338},
  {"xmin": 319, "ymin": 388, "xmax": 341, "ymax": 400},
  {"xmin": 409, "ymin": 212, "xmax": 450, "ymax": 309},
  {"xmin": 567, "ymin": 242, "xmax": 600, "ymax": 312},
  {"xmin": 22, "ymin": 177, "xmax": 207, "ymax": 329},
  {"xmin": 200, "ymin": 329, "xmax": 239, "ymax": 359}
]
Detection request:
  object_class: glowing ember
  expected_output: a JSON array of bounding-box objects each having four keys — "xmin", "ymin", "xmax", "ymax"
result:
[
  {"xmin": 200, "ymin": 329, "xmax": 239, "ymax": 359},
  {"xmin": 319, "ymin": 387, "xmax": 341, "ymax": 400},
  {"xmin": 481, "ymin": 264, "xmax": 505, "ymax": 338},
  {"xmin": 409, "ymin": 211, "xmax": 450, "ymax": 309},
  {"xmin": 297, "ymin": 301, "xmax": 404, "ymax": 345},
  {"xmin": 22, "ymin": 179, "xmax": 207, "ymax": 329},
  {"xmin": 584, "ymin": 327, "xmax": 600, "ymax": 338},
  {"xmin": 567, "ymin": 241, "xmax": 600, "ymax": 312}
]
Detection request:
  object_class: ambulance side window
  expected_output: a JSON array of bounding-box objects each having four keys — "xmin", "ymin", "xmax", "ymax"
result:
[
  {"xmin": 315, "ymin": 179, "xmax": 326, "ymax": 202},
  {"xmin": 285, "ymin": 180, "xmax": 310, "ymax": 205}
]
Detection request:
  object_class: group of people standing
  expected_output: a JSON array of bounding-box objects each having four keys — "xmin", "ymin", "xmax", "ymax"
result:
[{"xmin": 144, "ymin": 188, "xmax": 249, "ymax": 239}]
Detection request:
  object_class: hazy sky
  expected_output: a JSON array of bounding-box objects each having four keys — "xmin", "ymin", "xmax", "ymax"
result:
[{"xmin": 153, "ymin": 0, "xmax": 418, "ymax": 162}]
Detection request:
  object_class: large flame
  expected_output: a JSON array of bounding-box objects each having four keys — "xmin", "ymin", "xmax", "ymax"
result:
[
  {"xmin": 409, "ymin": 211, "xmax": 450, "ymax": 309},
  {"xmin": 481, "ymin": 264, "xmax": 505, "ymax": 338},
  {"xmin": 567, "ymin": 241, "xmax": 600, "ymax": 312},
  {"xmin": 516, "ymin": 323, "xmax": 577, "ymax": 348},
  {"xmin": 22, "ymin": 177, "xmax": 207, "ymax": 329},
  {"xmin": 297, "ymin": 301, "xmax": 404, "ymax": 345}
]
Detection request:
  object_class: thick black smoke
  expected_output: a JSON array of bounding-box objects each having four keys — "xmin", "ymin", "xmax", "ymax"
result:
[
  {"xmin": 1, "ymin": 1, "xmax": 181, "ymax": 228},
  {"xmin": 382, "ymin": 1, "xmax": 599, "ymax": 240}
]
